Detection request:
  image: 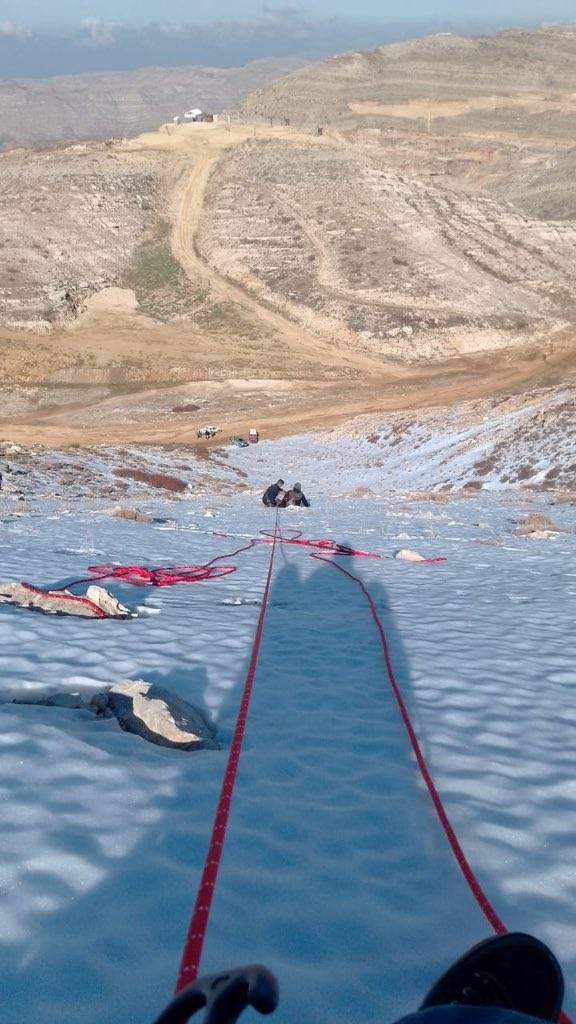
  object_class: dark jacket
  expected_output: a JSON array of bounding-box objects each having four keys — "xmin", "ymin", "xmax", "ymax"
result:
[
  {"xmin": 262, "ymin": 483, "xmax": 283, "ymax": 506},
  {"xmin": 284, "ymin": 486, "xmax": 310, "ymax": 508}
]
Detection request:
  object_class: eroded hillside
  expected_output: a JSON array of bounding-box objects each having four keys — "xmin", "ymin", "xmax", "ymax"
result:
[
  {"xmin": 199, "ymin": 138, "xmax": 576, "ymax": 360},
  {"xmin": 243, "ymin": 26, "xmax": 576, "ymax": 136},
  {"xmin": 0, "ymin": 142, "xmax": 161, "ymax": 328},
  {"xmin": 0, "ymin": 58, "xmax": 304, "ymax": 151}
]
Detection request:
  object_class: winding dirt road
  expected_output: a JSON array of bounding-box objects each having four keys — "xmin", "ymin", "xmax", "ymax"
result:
[{"xmin": 1, "ymin": 121, "xmax": 576, "ymax": 446}]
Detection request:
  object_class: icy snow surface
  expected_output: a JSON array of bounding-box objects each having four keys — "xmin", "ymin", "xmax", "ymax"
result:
[{"xmin": 0, "ymin": 488, "xmax": 575, "ymax": 1024}]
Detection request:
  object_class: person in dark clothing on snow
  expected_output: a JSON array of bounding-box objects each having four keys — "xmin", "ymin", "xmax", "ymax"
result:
[
  {"xmin": 262, "ymin": 479, "xmax": 285, "ymax": 507},
  {"xmin": 283, "ymin": 482, "xmax": 310, "ymax": 508}
]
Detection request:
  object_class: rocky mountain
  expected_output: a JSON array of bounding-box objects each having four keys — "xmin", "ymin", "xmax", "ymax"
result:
[
  {"xmin": 0, "ymin": 57, "xmax": 304, "ymax": 150},
  {"xmin": 242, "ymin": 26, "xmax": 576, "ymax": 135}
]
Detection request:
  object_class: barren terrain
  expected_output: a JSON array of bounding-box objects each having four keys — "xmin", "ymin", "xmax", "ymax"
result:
[
  {"xmin": 1, "ymin": 26, "xmax": 576, "ymax": 448},
  {"xmin": 0, "ymin": 58, "xmax": 304, "ymax": 151},
  {"xmin": 243, "ymin": 26, "xmax": 576, "ymax": 137},
  {"xmin": 199, "ymin": 139, "xmax": 576, "ymax": 360}
]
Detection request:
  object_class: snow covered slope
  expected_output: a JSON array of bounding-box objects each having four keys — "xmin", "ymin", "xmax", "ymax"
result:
[
  {"xmin": 220, "ymin": 385, "xmax": 576, "ymax": 496},
  {"xmin": 2, "ymin": 383, "xmax": 574, "ymax": 505},
  {"xmin": 0, "ymin": 489, "xmax": 575, "ymax": 1024}
]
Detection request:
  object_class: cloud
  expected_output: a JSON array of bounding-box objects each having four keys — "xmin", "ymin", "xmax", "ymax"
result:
[
  {"xmin": 261, "ymin": 2, "xmax": 307, "ymax": 15},
  {"xmin": 156, "ymin": 22, "xmax": 190, "ymax": 36},
  {"xmin": 0, "ymin": 19, "xmax": 32, "ymax": 38},
  {"xmin": 79, "ymin": 17, "xmax": 121, "ymax": 47}
]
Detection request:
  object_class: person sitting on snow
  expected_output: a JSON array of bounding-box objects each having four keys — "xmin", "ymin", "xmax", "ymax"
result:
[
  {"xmin": 262, "ymin": 479, "xmax": 285, "ymax": 507},
  {"xmin": 282, "ymin": 483, "xmax": 310, "ymax": 508}
]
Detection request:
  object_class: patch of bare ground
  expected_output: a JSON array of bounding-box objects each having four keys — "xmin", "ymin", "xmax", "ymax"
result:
[{"xmin": 112, "ymin": 468, "xmax": 187, "ymax": 492}]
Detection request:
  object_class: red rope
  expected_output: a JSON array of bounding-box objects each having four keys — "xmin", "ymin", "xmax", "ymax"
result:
[
  {"xmin": 56, "ymin": 538, "xmax": 265, "ymax": 592},
  {"xmin": 216, "ymin": 527, "xmax": 381, "ymax": 559},
  {"xmin": 20, "ymin": 582, "xmax": 108, "ymax": 618},
  {"xmin": 174, "ymin": 513, "xmax": 281, "ymax": 993},
  {"xmin": 314, "ymin": 554, "xmax": 507, "ymax": 933},
  {"xmin": 316, "ymin": 554, "xmax": 572, "ymax": 1024}
]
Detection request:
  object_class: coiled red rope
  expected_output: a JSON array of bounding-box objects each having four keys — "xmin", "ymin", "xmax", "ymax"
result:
[
  {"xmin": 73, "ymin": 564, "xmax": 237, "ymax": 587},
  {"xmin": 217, "ymin": 527, "xmax": 381, "ymax": 559},
  {"xmin": 57, "ymin": 537, "xmax": 267, "ymax": 592}
]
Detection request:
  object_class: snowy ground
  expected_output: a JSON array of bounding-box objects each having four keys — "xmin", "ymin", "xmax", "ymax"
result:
[
  {"xmin": 0, "ymin": 484, "xmax": 575, "ymax": 1024},
  {"xmin": 1, "ymin": 381, "xmax": 575, "ymax": 505}
]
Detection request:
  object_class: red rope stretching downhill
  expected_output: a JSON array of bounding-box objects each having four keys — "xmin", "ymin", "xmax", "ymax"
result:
[
  {"xmin": 174, "ymin": 513, "xmax": 281, "ymax": 993},
  {"xmin": 314, "ymin": 553, "xmax": 507, "ymax": 933},
  {"xmin": 315, "ymin": 554, "xmax": 572, "ymax": 1024}
]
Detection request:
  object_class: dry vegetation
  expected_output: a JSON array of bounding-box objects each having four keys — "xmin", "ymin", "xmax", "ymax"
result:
[{"xmin": 112, "ymin": 467, "xmax": 188, "ymax": 491}]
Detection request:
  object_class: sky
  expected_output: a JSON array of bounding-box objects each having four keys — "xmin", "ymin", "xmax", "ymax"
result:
[
  {"xmin": 0, "ymin": 0, "xmax": 574, "ymax": 77},
  {"xmin": 2, "ymin": 0, "xmax": 576, "ymax": 29}
]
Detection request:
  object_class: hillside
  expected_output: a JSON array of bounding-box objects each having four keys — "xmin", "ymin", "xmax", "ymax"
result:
[
  {"xmin": 0, "ymin": 58, "xmax": 304, "ymax": 151},
  {"xmin": 2, "ymin": 26, "xmax": 576, "ymax": 442},
  {"xmin": 198, "ymin": 137, "xmax": 576, "ymax": 361},
  {"xmin": 243, "ymin": 26, "xmax": 576, "ymax": 135}
]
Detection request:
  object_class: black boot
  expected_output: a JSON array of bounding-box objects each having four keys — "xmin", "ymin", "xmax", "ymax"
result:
[{"xmin": 420, "ymin": 933, "xmax": 564, "ymax": 1023}]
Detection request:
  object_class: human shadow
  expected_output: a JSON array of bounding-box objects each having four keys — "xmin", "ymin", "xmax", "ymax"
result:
[
  {"xmin": 0, "ymin": 536, "xmax": 512, "ymax": 1024},
  {"xmin": 196, "ymin": 542, "xmax": 496, "ymax": 1024}
]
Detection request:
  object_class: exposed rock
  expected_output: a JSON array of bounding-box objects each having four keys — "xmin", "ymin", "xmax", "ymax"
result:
[
  {"xmin": 0, "ymin": 581, "xmax": 132, "ymax": 618},
  {"xmin": 394, "ymin": 548, "xmax": 426, "ymax": 562},
  {"xmin": 515, "ymin": 512, "xmax": 564, "ymax": 537},
  {"xmin": 85, "ymin": 586, "xmax": 133, "ymax": 617},
  {"xmin": 111, "ymin": 506, "xmax": 154, "ymax": 523},
  {"xmin": 91, "ymin": 680, "xmax": 217, "ymax": 751}
]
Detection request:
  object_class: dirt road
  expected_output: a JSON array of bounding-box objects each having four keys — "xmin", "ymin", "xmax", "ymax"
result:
[{"xmin": 1, "ymin": 121, "xmax": 576, "ymax": 446}]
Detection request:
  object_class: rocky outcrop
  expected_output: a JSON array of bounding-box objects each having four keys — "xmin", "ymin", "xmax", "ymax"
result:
[
  {"xmin": 394, "ymin": 548, "xmax": 426, "ymax": 562},
  {"xmin": 91, "ymin": 680, "xmax": 218, "ymax": 751},
  {"xmin": 514, "ymin": 512, "xmax": 563, "ymax": 537},
  {"xmin": 111, "ymin": 506, "xmax": 154, "ymax": 523},
  {"xmin": 0, "ymin": 581, "xmax": 132, "ymax": 618},
  {"xmin": 10, "ymin": 681, "xmax": 217, "ymax": 752}
]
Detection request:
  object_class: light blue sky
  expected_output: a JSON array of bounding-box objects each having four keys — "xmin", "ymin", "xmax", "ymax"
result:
[{"xmin": 2, "ymin": 0, "xmax": 574, "ymax": 28}]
